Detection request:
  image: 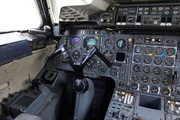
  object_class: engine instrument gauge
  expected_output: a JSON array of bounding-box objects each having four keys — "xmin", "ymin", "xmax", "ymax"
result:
[
  {"xmin": 104, "ymin": 39, "xmax": 114, "ymax": 48},
  {"xmin": 150, "ymin": 86, "xmax": 158, "ymax": 93},
  {"xmin": 162, "ymin": 78, "xmax": 171, "ymax": 85},
  {"xmin": 155, "ymin": 47, "xmax": 163, "ymax": 55},
  {"xmin": 153, "ymin": 67, "xmax": 161, "ymax": 74},
  {"xmin": 152, "ymin": 76, "xmax": 160, "ymax": 84},
  {"xmin": 103, "ymin": 50, "xmax": 113, "ymax": 61},
  {"xmin": 133, "ymin": 55, "xmax": 141, "ymax": 63},
  {"xmin": 119, "ymin": 82, "xmax": 125, "ymax": 88},
  {"xmin": 142, "ymin": 66, "xmax": 150, "ymax": 73},
  {"xmin": 163, "ymin": 68, "xmax": 172, "ymax": 76},
  {"xmin": 141, "ymin": 75, "xmax": 149, "ymax": 82},
  {"xmin": 161, "ymin": 88, "xmax": 170, "ymax": 95},
  {"xmin": 84, "ymin": 37, "xmax": 98, "ymax": 51},
  {"xmin": 132, "ymin": 73, "xmax": 139, "ymax": 81},
  {"xmin": 133, "ymin": 64, "xmax": 140, "ymax": 72},
  {"xmin": 131, "ymin": 83, "xmax": 138, "ymax": 90},
  {"xmin": 165, "ymin": 58, "xmax": 174, "ymax": 66},
  {"xmin": 145, "ymin": 47, "xmax": 153, "ymax": 54},
  {"xmin": 72, "ymin": 50, "xmax": 81, "ymax": 60},
  {"xmin": 134, "ymin": 46, "xmax": 142, "ymax": 53},
  {"xmin": 98, "ymin": 65, "xmax": 107, "ymax": 74},
  {"xmin": 71, "ymin": 37, "xmax": 81, "ymax": 48},
  {"xmin": 166, "ymin": 48, "xmax": 175, "ymax": 56},
  {"xmin": 117, "ymin": 39, "xmax": 126, "ymax": 49},
  {"xmin": 140, "ymin": 84, "xmax": 148, "ymax": 92},
  {"xmin": 85, "ymin": 59, "xmax": 96, "ymax": 71},
  {"xmin": 154, "ymin": 57, "xmax": 162, "ymax": 65},
  {"xmin": 144, "ymin": 56, "xmax": 152, "ymax": 64}
]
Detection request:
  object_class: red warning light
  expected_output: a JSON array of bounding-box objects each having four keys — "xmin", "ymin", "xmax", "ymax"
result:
[{"xmin": 111, "ymin": 40, "xmax": 114, "ymax": 43}]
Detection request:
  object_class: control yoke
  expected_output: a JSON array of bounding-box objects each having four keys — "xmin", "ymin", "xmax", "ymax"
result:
[{"xmin": 47, "ymin": 44, "xmax": 112, "ymax": 93}]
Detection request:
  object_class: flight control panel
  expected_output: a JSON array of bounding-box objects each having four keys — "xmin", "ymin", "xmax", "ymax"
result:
[
  {"xmin": 91, "ymin": 2, "xmax": 180, "ymax": 29},
  {"xmin": 57, "ymin": 29, "xmax": 180, "ymax": 120}
]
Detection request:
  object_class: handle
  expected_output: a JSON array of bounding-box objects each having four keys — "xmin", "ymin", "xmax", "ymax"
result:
[
  {"xmin": 46, "ymin": 48, "xmax": 61, "ymax": 61},
  {"xmin": 95, "ymin": 51, "xmax": 112, "ymax": 68}
]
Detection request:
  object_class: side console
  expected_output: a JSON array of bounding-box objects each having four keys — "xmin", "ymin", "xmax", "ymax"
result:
[
  {"xmin": 1, "ymin": 85, "xmax": 54, "ymax": 118},
  {"xmin": 105, "ymin": 89, "xmax": 165, "ymax": 120}
]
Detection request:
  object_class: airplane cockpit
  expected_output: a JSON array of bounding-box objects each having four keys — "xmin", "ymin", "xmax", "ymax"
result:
[{"xmin": 1, "ymin": 0, "xmax": 180, "ymax": 120}]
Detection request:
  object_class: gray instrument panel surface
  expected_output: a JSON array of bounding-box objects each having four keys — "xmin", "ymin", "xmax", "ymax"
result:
[
  {"xmin": 57, "ymin": 29, "xmax": 180, "ymax": 120},
  {"xmin": 57, "ymin": 29, "xmax": 180, "ymax": 98}
]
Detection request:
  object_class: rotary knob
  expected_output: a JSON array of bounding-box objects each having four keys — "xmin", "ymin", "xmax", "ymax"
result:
[
  {"xmin": 106, "ymin": 18, "xmax": 111, "ymax": 23},
  {"xmin": 100, "ymin": 18, "xmax": 105, "ymax": 23},
  {"xmin": 128, "ymin": 17, "xmax": 134, "ymax": 23}
]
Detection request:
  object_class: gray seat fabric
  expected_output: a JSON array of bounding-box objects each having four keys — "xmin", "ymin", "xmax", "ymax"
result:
[{"xmin": 14, "ymin": 113, "xmax": 42, "ymax": 120}]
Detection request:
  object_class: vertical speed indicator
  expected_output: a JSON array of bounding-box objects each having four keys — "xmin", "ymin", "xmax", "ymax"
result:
[{"xmin": 104, "ymin": 39, "xmax": 114, "ymax": 48}]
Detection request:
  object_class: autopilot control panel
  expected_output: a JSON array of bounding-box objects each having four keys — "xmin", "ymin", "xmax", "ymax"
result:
[{"xmin": 57, "ymin": 29, "xmax": 180, "ymax": 120}]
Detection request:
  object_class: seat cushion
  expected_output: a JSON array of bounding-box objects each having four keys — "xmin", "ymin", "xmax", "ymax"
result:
[{"xmin": 14, "ymin": 113, "xmax": 42, "ymax": 120}]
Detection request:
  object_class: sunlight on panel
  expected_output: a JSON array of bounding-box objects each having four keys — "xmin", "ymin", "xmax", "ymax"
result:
[
  {"xmin": 0, "ymin": 0, "xmax": 42, "ymax": 32},
  {"xmin": 56, "ymin": 0, "xmax": 93, "ymax": 13},
  {"xmin": 57, "ymin": 0, "xmax": 93, "ymax": 8}
]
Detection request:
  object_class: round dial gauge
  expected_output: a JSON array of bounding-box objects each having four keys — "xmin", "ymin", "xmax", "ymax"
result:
[
  {"xmin": 72, "ymin": 50, "xmax": 81, "ymax": 60},
  {"xmin": 154, "ymin": 57, "xmax": 162, "ymax": 65},
  {"xmin": 163, "ymin": 68, "xmax": 172, "ymax": 76},
  {"xmin": 104, "ymin": 39, "xmax": 114, "ymax": 48},
  {"xmin": 117, "ymin": 39, "xmax": 126, "ymax": 49},
  {"xmin": 119, "ymin": 82, "xmax": 125, "ymax": 88},
  {"xmin": 103, "ymin": 50, "xmax": 113, "ymax": 61},
  {"xmin": 143, "ymin": 66, "xmax": 150, "ymax": 73},
  {"xmin": 140, "ymin": 84, "xmax": 148, "ymax": 92},
  {"xmin": 71, "ymin": 37, "xmax": 81, "ymax": 48},
  {"xmin": 144, "ymin": 56, "xmax": 152, "ymax": 64},
  {"xmin": 132, "ymin": 73, "xmax": 139, "ymax": 81},
  {"xmin": 133, "ymin": 64, "xmax": 140, "ymax": 72},
  {"xmin": 134, "ymin": 46, "xmax": 142, "ymax": 53},
  {"xmin": 85, "ymin": 59, "xmax": 96, "ymax": 71},
  {"xmin": 155, "ymin": 47, "xmax": 163, "ymax": 55},
  {"xmin": 134, "ymin": 55, "xmax": 141, "ymax": 63},
  {"xmin": 162, "ymin": 78, "xmax": 171, "ymax": 85},
  {"xmin": 152, "ymin": 76, "xmax": 160, "ymax": 84},
  {"xmin": 145, "ymin": 47, "xmax": 153, "ymax": 54},
  {"xmin": 98, "ymin": 65, "xmax": 107, "ymax": 74},
  {"xmin": 166, "ymin": 48, "xmax": 175, "ymax": 56},
  {"xmin": 131, "ymin": 83, "xmax": 138, "ymax": 90},
  {"xmin": 84, "ymin": 37, "xmax": 98, "ymax": 51},
  {"xmin": 153, "ymin": 67, "xmax": 161, "ymax": 74},
  {"xmin": 165, "ymin": 58, "xmax": 174, "ymax": 66},
  {"xmin": 150, "ymin": 86, "xmax": 158, "ymax": 93},
  {"xmin": 161, "ymin": 88, "xmax": 170, "ymax": 95},
  {"xmin": 141, "ymin": 75, "xmax": 149, "ymax": 82}
]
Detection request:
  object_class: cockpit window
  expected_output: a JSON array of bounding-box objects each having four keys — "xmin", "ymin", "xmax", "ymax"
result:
[{"xmin": 0, "ymin": 0, "xmax": 42, "ymax": 32}]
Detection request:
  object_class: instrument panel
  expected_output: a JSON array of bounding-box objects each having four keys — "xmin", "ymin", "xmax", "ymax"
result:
[
  {"xmin": 130, "ymin": 35, "xmax": 177, "ymax": 97},
  {"xmin": 57, "ymin": 29, "xmax": 180, "ymax": 99},
  {"xmin": 57, "ymin": 29, "xmax": 180, "ymax": 120},
  {"xmin": 96, "ymin": 3, "xmax": 180, "ymax": 28}
]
